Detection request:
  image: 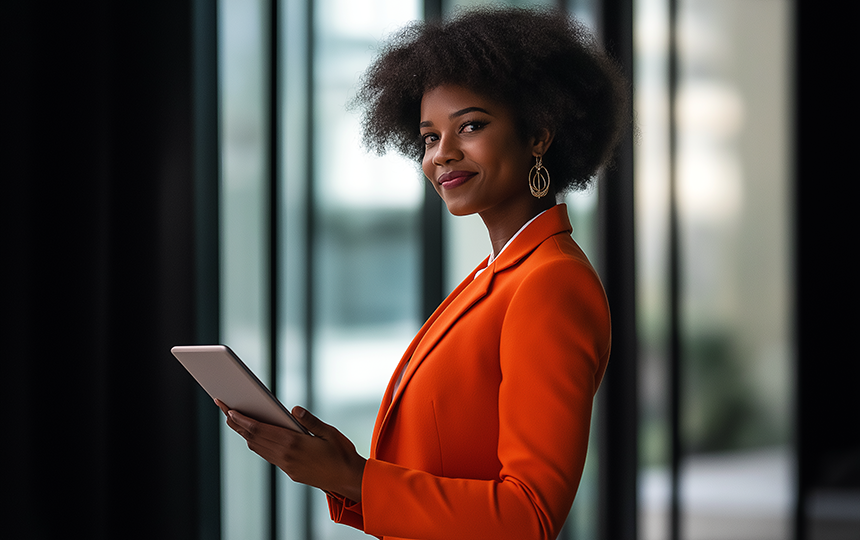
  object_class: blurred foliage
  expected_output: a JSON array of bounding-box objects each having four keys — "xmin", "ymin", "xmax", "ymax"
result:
[{"xmin": 682, "ymin": 331, "xmax": 784, "ymax": 453}]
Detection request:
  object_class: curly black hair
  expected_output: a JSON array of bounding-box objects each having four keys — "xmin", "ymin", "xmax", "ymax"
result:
[{"xmin": 353, "ymin": 6, "xmax": 630, "ymax": 194}]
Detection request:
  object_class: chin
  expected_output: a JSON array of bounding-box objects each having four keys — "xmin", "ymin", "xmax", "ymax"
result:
[
  {"xmin": 442, "ymin": 200, "xmax": 480, "ymax": 217},
  {"xmin": 446, "ymin": 207, "xmax": 473, "ymax": 217}
]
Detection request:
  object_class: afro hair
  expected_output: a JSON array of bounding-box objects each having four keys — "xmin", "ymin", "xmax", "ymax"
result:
[{"xmin": 353, "ymin": 6, "xmax": 630, "ymax": 193}]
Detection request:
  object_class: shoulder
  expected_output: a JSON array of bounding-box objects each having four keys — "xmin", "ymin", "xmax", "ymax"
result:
[
  {"xmin": 502, "ymin": 233, "xmax": 610, "ymax": 334},
  {"xmin": 498, "ymin": 233, "xmax": 611, "ymax": 377},
  {"xmin": 514, "ymin": 233, "xmax": 605, "ymax": 297}
]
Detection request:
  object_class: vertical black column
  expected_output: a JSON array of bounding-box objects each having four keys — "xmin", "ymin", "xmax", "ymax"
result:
[
  {"xmin": 794, "ymin": 1, "xmax": 859, "ymax": 539},
  {"xmin": 194, "ymin": 0, "xmax": 223, "ymax": 538},
  {"xmin": 597, "ymin": 1, "xmax": 638, "ymax": 540},
  {"xmin": 4, "ymin": 0, "xmax": 220, "ymax": 538}
]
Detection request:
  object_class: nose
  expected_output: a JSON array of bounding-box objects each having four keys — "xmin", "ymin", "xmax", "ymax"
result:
[{"xmin": 431, "ymin": 133, "xmax": 463, "ymax": 166}]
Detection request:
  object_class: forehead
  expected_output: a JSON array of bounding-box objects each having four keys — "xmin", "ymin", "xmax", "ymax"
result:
[{"xmin": 419, "ymin": 85, "xmax": 508, "ymax": 121}]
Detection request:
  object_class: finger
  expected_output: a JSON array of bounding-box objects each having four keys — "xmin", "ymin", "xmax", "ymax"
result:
[
  {"xmin": 214, "ymin": 398, "xmax": 230, "ymax": 416},
  {"xmin": 223, "ymin": 410, "xmax": 250, "ymax": 438},
  {"xmin": 291, "ymin": 406, "xmax": 333, "ymax": 436},
  {"xmin": 228, "ymin": 410, "xmax": 305, "ymax": 447},
  {"xmin": 227, "ymin": 410, "xmax": 256, "ymax": 434},
  {"xmin": 222, "ymin": 413, "xmax": 291, "ymax": 462}
]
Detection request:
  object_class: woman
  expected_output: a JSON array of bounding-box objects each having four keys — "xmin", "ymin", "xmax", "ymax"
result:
[{"xmin": 218, "ymin": 6, "xmax": 628, "ymax": 539}]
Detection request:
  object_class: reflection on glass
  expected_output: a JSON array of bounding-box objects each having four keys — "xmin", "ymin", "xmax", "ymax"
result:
[{"xmin": 636, "ymin": 0, "xmax": 794, "ymax": 538}]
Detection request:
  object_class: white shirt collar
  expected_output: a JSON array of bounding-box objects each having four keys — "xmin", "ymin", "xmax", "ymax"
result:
[{"xmin": 474, "ymin": 205, "xmax": 557, "ymax": 279}]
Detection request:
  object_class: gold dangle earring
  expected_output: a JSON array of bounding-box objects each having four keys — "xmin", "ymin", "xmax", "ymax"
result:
[{"xmin": 529, "ymin": 154, "xmax": 550, "ymax": 198}]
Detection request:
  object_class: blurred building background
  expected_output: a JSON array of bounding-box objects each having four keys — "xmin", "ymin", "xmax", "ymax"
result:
[{"xmin": 5, "ymin": 0, "xmax": 857, "ymax": 539}]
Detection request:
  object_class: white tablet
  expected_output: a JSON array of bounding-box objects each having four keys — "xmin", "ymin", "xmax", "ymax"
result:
[{"xmin": 171, "ymin": 344, "xmax": 309, "ymax": 434}]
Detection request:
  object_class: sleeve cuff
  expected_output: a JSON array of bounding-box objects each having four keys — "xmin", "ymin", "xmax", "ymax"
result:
[{"xmin": 326, "ymin": 491, "xmax": 364, "ymax": 531}]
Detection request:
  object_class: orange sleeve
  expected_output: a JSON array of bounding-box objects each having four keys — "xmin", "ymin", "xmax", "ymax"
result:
[
  {"xmin": 354, "ymin": 256, "xmax": 610, "ymax": 540},
  {"xmin": 326, "ymin": 493, "xmax": 366, "ymax": 533}
]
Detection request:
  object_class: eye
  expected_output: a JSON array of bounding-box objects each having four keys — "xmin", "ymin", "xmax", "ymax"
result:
[
  {"xmin": 421, "ymin": 132, "xmax": 439, "ymax": 146},
  {"xmin": 460, "ymin": 120, "xmax": 488, "ymax": 133}
]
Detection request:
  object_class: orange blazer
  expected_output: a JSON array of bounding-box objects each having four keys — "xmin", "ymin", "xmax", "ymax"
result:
[{"xmin": 328, "ymin": 204, "xmax": 611, "ymax": 540}]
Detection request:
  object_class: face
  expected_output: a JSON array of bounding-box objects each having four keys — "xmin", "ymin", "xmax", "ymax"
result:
[{"xmin": 419, "ymin": 85, "xmax": 542, "ymax": 218}]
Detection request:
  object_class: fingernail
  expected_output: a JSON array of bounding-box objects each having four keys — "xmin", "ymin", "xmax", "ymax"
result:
[{"xmin": 294, "ymin": 406, "xmax": 306, "ymax": 418}]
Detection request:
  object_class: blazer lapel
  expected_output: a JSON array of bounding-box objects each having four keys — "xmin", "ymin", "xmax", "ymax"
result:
[
  {"xmin": 396, "ymin": 268, "xmax": 492, "ymax": 396},
  {"xmin": 370, "ymin": 204, "xmax": 574, "ymax": 456},
  {"xmin": 370, "ymin": 262, "xmax": 492, "ymax": 454}
]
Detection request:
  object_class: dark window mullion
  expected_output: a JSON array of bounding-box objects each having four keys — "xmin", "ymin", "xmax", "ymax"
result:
[
  {"xmin": 302, "ymin": 0, "xmax": 317, "ymax": 538},
  {"xmin": 267, "ymin": 0, "xmax": 280, "ymax": 537},
  {"xmin": 596, "ymin": 0, "xmax": 638, "ymax": 539},
  {"xmin": 421, "ymin": 0, "xmax": 444, "ymax": 319},
  {"xmin": 667, "ymin": 0, "xmax": 681, "ymax": 538}
]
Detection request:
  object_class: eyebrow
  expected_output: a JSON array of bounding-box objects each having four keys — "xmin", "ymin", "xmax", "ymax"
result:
[{"xmin": 419, "ymin": 106, "xmax": 492, "ymax": 128}]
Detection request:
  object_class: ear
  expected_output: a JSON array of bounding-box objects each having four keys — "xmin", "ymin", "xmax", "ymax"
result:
[{"xmin": 530, "ymin": 128, "xmax": 555, "ymax": 157}]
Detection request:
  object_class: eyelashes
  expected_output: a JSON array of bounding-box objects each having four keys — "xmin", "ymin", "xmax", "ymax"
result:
[
  {"xmin": 460, "ymin": 120, "xmax": 488, "ymax": 133},
  {"xmin": 420, "ymin": 119, "xmax": 490, "ymax": 146}
]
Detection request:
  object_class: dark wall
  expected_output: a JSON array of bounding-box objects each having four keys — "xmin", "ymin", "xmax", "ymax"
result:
[
  {"xmin": 4, "ymin": 1, "xmax": 218, "ymax": 538},
  {"xmin": 795, "ymin": 0, "xmax": 859, "ymax": 536}
]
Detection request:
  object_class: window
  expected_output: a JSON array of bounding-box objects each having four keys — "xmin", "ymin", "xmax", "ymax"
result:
[
  {"xmin": 220, "ymin": 1, "xmax": 423, "ymax": 539},
  {"xmin": 215, "ymin": 0, "xmax": 797, "ymax": 538},
  {"xmin": 635, "ymin": 0, "xmax": 795, "ymax": 538}
]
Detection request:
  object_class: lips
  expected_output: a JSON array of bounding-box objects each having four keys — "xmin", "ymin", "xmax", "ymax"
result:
[{"xmin": 437, "ymin": 171, "xmax": 476, "ymax": 189}]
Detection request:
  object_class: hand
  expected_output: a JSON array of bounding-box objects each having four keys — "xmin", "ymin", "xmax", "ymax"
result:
[{"xmin": 214, "ymin": 399, "xmax": 366, "ymax": 502}]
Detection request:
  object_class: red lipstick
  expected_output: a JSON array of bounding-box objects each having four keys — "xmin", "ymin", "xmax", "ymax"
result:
[{"xmin": 437, "ymin": 171, "xmax": 476, "ymax": 189}]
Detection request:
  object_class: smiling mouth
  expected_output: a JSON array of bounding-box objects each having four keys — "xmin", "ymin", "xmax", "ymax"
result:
[{"xmin": 437, "ymin": 171, "xmax": 476, "ymax": 189}]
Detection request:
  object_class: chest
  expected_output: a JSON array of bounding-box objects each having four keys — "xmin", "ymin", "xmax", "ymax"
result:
[{"xmin": 374, "ymin": 282, "xmax": 520, "ymax": 477}]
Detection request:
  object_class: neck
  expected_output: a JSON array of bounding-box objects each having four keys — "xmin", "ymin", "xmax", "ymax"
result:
[{"xmin": 480, "ymin": 196, "xmax": 556, "ymax": 256}]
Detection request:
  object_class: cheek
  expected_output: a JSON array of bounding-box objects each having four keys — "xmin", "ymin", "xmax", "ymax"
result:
[{"xmin": 421, "ymin": 154, "xmax": 434, "ymax": 180}]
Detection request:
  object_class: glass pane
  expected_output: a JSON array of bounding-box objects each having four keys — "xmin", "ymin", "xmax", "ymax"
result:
[
  {"xmin": 309, "ymin": 1, "xmax": 422, "ymax": 538},
  {"xmin": 219, "ymin": 0, "xmax": 270, "ymax": 538},
  {"xmin": 635, "ymin": 1, "xmax": 794, "ymax": 538},
  {"xmin": 443, "ymin": 0, "xmax": 556, "ymax": 14},
  {"xmin": 676, "ymin": 0, "xmax": 793, "ymax": 538},
  {"xmin": 635, "ymin": 0, "xmax": 673, "ymax": 538},
  {"xmin": 277, "ymin": 0, "xmax": 311, "ymax": 537},
  {"xmin": 562, "ymin": 190, "xmax": 601, "ymax": 540}
]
